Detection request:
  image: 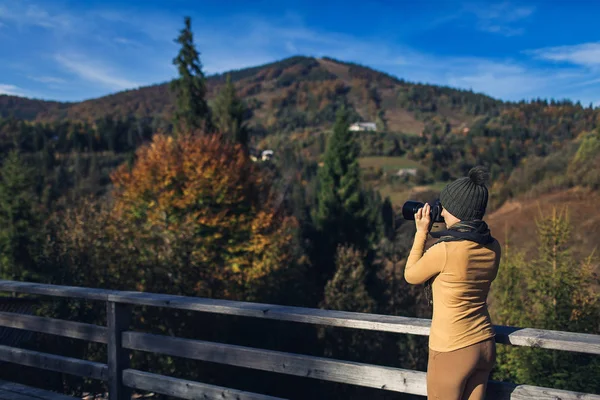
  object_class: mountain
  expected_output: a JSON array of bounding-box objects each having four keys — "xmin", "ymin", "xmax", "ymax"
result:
[
  {"xmin": 0, "ymin": 56, "xmax": 506, "ymax": 136},
  {"xmin": 0, "ymin": 95, "xmax": 70, "ymax": 120},
  {"xmin": 2, "ymin": 55, "xmax": 600, "ymax": 269}
]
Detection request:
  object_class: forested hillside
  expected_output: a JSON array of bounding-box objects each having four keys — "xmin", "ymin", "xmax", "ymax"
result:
[
  {"xmin": 0, "ymin": 15, "xmax": 599, "ymax": 399},
  {"xmin": 2, "ymin": 54, "xmax": 598, "ymax": 182}
]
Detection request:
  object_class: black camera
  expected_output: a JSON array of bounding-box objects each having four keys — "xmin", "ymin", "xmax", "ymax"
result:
[{"xmin": 402, "ymin": 199, "xmax": 444, "ymax": 224}]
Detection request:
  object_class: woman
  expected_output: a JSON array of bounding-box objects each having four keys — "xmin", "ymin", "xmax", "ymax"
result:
[{"xmin": 404, "ymin": 166, "xmax": 501, "ymax": 400}]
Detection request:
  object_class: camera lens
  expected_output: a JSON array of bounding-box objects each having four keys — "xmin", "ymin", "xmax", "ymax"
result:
[{"xmin": 402, "ymin": 200, "xmax": 424, "ymax": 220}]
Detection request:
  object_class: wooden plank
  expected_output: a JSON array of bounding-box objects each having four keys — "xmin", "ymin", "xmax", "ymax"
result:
[
  {"xmin": 0, "ymin": 381, "xmax": 74, "ymax": 400},
  {"xmin": 107, "ymin": 293, "xmax": 600, "ymax": 355},
  {"xmin": 0, "ymin": 388, "xmax": 43, "ymax": 400},
  {"xmin": 107, "ymin": 302, "xmax": 131, "ymax": 400},
  {"xmin": 109, "ymin": 293, "xmax": 434, "ymax": 335},
  {"xmin": 0, "ymin": 388, "xmax": 44, "ymax": 400},
  {"xmin": 0, "ymin": 380, "xmax": 77, "ymax": 400},
  {"xmin": 122, "ymin": 332, "xmax": 600, "ymax": 400},
  {"xmin": 487, "ymin": 381, "xmax": 600, "ymax": 400},
  {"xmin": 123, "ymin": 331, "xmax": 428, "ymax": 396},
  {"xmin": 0, "ymin": 281, "xmax": 112, "ymax": 302},
  {"xmin": 123, "ymin": 369, "xmax": 288, "ymax": 400},
  {"xmin": 0, "ymin": 345, "xmax": 108, "ymax": 381},
  {"xmin": 0, "ymin": 312, "xmax": 107, "ymax": 343},
  {"xmin": 494, "ymin": 325, "xmax": 600, "ymax": 354},
  {"xmin": 1, "ymin": 281, "xmax": 598, "ymax": 355}
]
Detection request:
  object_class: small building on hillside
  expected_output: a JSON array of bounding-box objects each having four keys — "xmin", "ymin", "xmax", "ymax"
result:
[
  {"xmin": 396, "ymin": 168, "xmax": 418, "ymax": 177},
  {"xmin": 249, "ymin": 148, "xmax": 274, "ymax": 162},
  {"xmin": 261, "ymin": 150, "xmax": 274, "ymax": 161},
  {"xmin": 349, "ymin": 122, "xmax": 377, "ymax": 132}
]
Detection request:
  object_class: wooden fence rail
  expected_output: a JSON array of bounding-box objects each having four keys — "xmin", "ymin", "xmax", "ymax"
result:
[{"xmin": 0, "ymin": 280, "xmax": 597, "ymax": 400}]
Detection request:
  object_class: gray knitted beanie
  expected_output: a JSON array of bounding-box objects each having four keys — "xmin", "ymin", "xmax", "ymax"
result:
[{"xmin": 439, "ymin": 166, "xmax": 489, "ymax": 221}]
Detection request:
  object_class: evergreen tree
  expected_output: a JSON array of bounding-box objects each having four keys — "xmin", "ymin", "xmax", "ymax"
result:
[
  {"xmin": 213, "ymin": 74, "xmax": 250, "ymax": 148},
  {"xmin": 314, "ymin": 107, "xmax": 378, "ymax": 285},
  {"xmin": 0, "ymin": 151, "xmax": 42, "ymax": 281},
  {"xmin": 171, "ymin": 16, "xmax": 211, "ymax": 134}
]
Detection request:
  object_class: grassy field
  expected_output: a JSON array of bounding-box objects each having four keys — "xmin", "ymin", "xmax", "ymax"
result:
[
  {"xmin": 357, "ymin": 156, "xmax": 449, "ymax": 206},
  {"xmin": 419, "ymin": 181, "xmax": 447, "ymax": 192},
  {"xmin": 358, "ymin": 156, "xmax": 421, "ymax": 172},
  {"xmin": 376, "ymin": 181, "xmax": 449, "ymax": 207}
]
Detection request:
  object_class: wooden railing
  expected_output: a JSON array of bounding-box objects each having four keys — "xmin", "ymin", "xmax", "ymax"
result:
[{"xmin": 0, "ymin": 280, "xmax": 598, "ymax": 400}]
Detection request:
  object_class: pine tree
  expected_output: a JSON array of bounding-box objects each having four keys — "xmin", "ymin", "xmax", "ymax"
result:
[
  {"xmin": 314, "ymin": 107, "xmax": 377, "ymax": 285},
  {"xmin": 316, "ymin": 107, "xmax": 372, "ymax": 247},
  {"xmin": 171, "ymin": 16, "xmax": 211, "ymax": 134},
  {"xmin": 213, "ymin": 74, "xmax": 250, "ymax": 148}
]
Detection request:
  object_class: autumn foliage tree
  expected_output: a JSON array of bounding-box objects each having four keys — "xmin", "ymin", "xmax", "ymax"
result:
[
  {"xmin": 109, "ymin": 133, "xmax": 297, "ymax": 300},
  {"xmin": 34, "ymin": 133, "xmax": 300, "ymax": 393}
]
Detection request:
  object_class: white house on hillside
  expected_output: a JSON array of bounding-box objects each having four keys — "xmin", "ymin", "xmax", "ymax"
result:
[
  {"xmin": 396, "ymin": 168, "xmax": 417, "ymax": 177},
  {"xmin": 261, "ymin": 150, "xmax": 274, "ymax": 161},
  {"xmin": 349, "ymin": 122, "xmax": 377, "ymax": 132}
]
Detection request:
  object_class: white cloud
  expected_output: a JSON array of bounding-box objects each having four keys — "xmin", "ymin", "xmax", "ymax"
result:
[
  {"xmin": 93, "ymin": 9, "xmax": 180, "ymax": 44},
  {"xmin": 113, "ymin": 37, "xmax": 142, "ymax": 47},
  {"xmin": 444, "ymin": 62, "xmax": 558, "ymax": 99},
  {"xmin": 24, "ymin": 4, "xmax": 71, "ymax": 30},
  {"xmin": 463, "ymin": 2, "xmax": 535, "ymax": 36},
  {"xmin": 528, "ymin": 42, "xmax": 600, "ymax": 67},
  {"xmin": 482, "ymin": 25, "xmax": 524, "ymax": 37},
  {"xmin": 0, "ymin": 83, "xmax": 24, "ymax": 96},
  {"xmin": 470, "ymin": 2, "xmax": 535, "ymax": 23},
  {"xmin": 0, "ymin": 2, "xmax": 72, "ymax": 31},
  {"xmin": 54, "ymin": 54, "xmax": 140, "ymax": 90},
  {"xmin": 28, "ymin": 76, "xmax": 66, "ymax": 84},
  {"xmin": 416, "ymin": 2, "xmax": 535, "ymax": 37}
]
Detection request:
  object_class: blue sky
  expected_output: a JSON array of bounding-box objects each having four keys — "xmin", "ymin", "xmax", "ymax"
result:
[{"xmin": 1, "ymin": 0, "xmax": 599, "ymax": 105}]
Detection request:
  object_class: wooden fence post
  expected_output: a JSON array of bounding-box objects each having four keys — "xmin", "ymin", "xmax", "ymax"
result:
[{"xmin": 107, "ymin": 301, "xmax": 132, "ymax": 400}]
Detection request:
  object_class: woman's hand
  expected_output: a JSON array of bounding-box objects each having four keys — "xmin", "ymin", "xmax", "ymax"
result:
[{"xmin": 415, "ymin": 203, "xmax": 431, "ymax": 234}]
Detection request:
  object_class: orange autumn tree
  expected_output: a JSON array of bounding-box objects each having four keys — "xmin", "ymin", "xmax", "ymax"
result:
[{"xmin": 110, "ymin": 133, "xmax": 297, "ymax": 300}]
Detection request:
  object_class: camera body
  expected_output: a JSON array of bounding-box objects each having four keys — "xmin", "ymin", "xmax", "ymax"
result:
[{"xmin": 402, "ymin": 199, "xmax": 445, "ymax": 225}]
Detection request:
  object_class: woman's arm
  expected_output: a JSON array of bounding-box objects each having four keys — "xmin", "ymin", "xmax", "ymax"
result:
[
  {"xmin": 404, "ymin": 203, "xmax": 447, "ymax": 284},
  {"xmin": 404, "ymin": 231, "xmax": 446, "ymax": 284}
]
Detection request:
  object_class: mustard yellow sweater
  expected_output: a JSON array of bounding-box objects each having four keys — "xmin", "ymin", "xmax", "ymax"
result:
[{"xmin": 404, "ymin": 230, "xmax": 501, "ymax": 352}]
